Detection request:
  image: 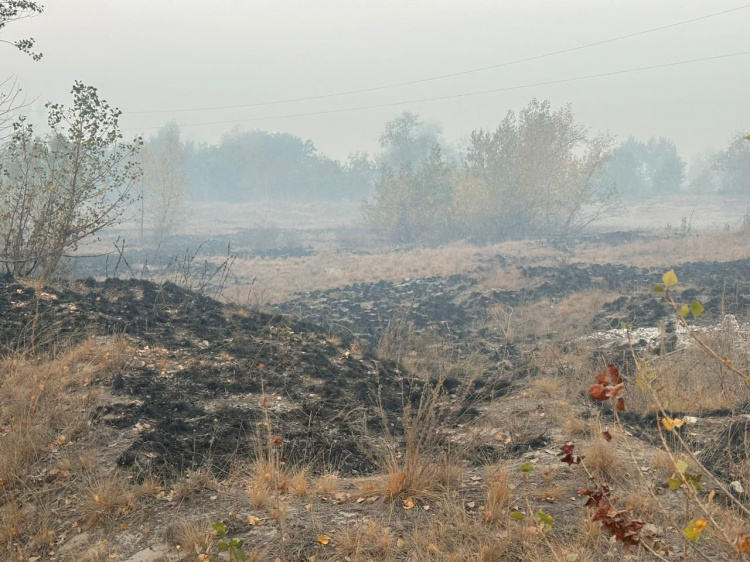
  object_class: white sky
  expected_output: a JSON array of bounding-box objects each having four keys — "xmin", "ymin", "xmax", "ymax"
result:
[{"xmin": 4, "ymin": 0, "xmax": 749, "ymax": 160}]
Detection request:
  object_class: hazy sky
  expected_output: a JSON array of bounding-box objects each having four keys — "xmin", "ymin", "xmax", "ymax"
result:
[{"xmin": 5, "ymin": 0, "xmax": 749, "ymax": 160}]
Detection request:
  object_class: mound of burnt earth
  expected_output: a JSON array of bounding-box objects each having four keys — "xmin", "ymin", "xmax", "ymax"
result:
[
  {"xmin": 276, "ymin": 263, "xmax": 654, "ymax": 351},
  {"xmin": 0, "ymin": 278, "xmax": 427, "ymax": 478},
  {"xmin": 595, "ymin": 258, "xmax": 750, "ymax": 329},
  {"xmin": 278, "ymin": 275, "xmax": 484, "ymax": 348}
]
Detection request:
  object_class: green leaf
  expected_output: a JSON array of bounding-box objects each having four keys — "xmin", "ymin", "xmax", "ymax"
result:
[
  {"xmin": 566, "ymin": 555, "xmax": 579, "ymax": 562},
  {"xmin": 535, "ymin": 509, "xmax": 554, "ymax": 532},
  {"xmin": 212, "ymin": 522, "xmax": 227, "ymax": 538},
  {"xmin": 667, "ymin": 477, "xmax": 682, "ymax": 490},
  {"xmin": 662, "ymin": 270, "xmax": 678, "ymax": 287},
  {"xmin": 744, "ymin": 134, "xmax": 750, "ymax": 141},
  {"xmin": 217, "ymin": 542, "xmax": 229, "ymax": 551},
  {"xmin": 684, "ymin": 472, "xmax": 703, "ymax": 491},
  {"xmin": 691, "ymin": 300, "xmax": 704, "ymax": 318},
  {"xmin": 520, "ymin": 462, "xmax": 534, "ymax": 473},
  {"xmin": 233, "ymin": 549, "xmax": 247, "ymax": 561},
  {"xmin": 675, "ymin": 460, "xmax": 689, "ymax": 473},
  {"xmin": 510, "ymin": 511, "xmax": 525, "ymax": 521},
  {"xmin": 653, "ymin": 284, "xmax": 665, "ymax": 293},
  {"xmin": 678, "ymin": 304, "xmax": 689, "ymax": 318}
]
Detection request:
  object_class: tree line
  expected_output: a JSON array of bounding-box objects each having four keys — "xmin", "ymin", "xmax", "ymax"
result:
[{"xmin": 1, "ymin": 1, "xmax": 749, "ymax": 277}]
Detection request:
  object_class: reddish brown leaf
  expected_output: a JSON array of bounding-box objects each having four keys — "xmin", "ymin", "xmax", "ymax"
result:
[
  {"xmin": 272, "ymin": 436, "xmax": 283, "ymax": 447},
  {"xmin": 605, "ymin": 365, "xmax": 622, "ymax": 385},
  {"xmin": 588, "ymin": 384, "xmax": 608, "ymax": 401},
  {"xmin": 601, "ymin": 430, "xmax": 612, "ymax": 441},
  {"xmin": 616, "ymin": 397, "xmax": 626, "ymax": 411}
]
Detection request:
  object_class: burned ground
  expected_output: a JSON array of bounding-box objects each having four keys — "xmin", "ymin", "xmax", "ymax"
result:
[{"xmin": 0, "ymin": 278, "xmax": 430, "ymax": 478}]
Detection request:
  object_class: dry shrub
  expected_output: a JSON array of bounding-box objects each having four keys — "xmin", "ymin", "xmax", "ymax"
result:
[
  {"xmin": 334, "ymin": 520, "xmax": 395, "ymax": 561},
  {"xmin": 248, "ymin": 482, "xmax": 272, "ymax": 509}
]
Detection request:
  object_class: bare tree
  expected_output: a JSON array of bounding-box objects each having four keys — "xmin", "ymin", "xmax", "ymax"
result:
[{"xmin": 141, "ymin": 121, "xmax": 188, "ymax": 244}]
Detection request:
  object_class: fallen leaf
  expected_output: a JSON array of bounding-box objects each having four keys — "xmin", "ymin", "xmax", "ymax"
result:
[
  {"xmin": 403, "ymin": 497, "xmax": 415, "ymax": 509},
  {"xmin": 317, "ymin": 535, "xmax": 330, "ymax": 545}
]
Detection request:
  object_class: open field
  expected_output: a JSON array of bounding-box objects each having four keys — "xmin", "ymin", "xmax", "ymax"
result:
[{"xmin": 4, "ymin": 213, "xmax": 750, "ymax": 561}]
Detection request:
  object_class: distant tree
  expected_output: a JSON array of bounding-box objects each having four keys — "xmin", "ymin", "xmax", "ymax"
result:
[
  {"xmin": 0, "ymin": 83, "xmax": 142, "ymax": 278},
  {"xmin": 141, "ymin": 121, "xmax": 188, "ymax": 243},
  {"xmin": 462, "ymin": 99, "xmax": 616, "ymax": 242},
  {"xmin": 646, "ymin": 137, "xmax": 686, "ymax": 191},
  {"xmin": 343, "ymin": 151, "xmax": 376, "ymax": 199},
  {"xmin": 686, "ymin": 150, "xmax": 719, "ymax": 193},
  {"xmin": 713, "ymin": 132, "xmax": 750, "ymax": 193},
  {"xmin": 363, "ymin": 145, "xmax": 454, "ymax": 244},
  {"xmin": 378, "ymin": 111, "xmax": 442, "ymax": 170},
  {"xmin": 184, "ymin": 128, "xmax": 351, "ymax": 201},
  {"xmin": 603, "ymin": 136, "xmax": 685, "ymax": 198}
]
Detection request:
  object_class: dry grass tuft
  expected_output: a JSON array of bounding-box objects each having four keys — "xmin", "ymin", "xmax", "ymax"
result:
[
  {"xmin": 584, "ymin": 439, "xmax": 623, "ymax": 482},
  {"xmin": 165, "ymin": 519, "xmax": 212, "ymax": 554},
  {"xmin": 80, "ymin": 473, "xmax": 138, "ymax": 528},
  {"xmin": 483, "ymin": 468, "xmax": 510, "ymax": 524},
  {"xmin": 334, "ymin": 520, "xmax": 395, "ymax": 561},
  {"xmin": 172, "ymin": 466, "xmax": 216, "ymax": 501},
  {"xmin": 314, "ymin": 473, "xmax": 340, "ymax": 496},
  {"xmin": 529, "ymin": 376, "xmax": 558, "ymax": 399},
  {"xmin": 288, "ymin": 467, "xmax": 310, "ymax": 496}
]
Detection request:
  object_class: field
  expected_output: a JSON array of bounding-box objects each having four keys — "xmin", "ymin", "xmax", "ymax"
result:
[{"xmin": 3, "ymin": 197, "xmax": 750, "ymax": 561}]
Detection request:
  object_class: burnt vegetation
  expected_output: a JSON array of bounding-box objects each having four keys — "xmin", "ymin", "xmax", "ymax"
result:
[{"xmin": 3, "ymin": 2, "xmax": 750, "ymax": 561}]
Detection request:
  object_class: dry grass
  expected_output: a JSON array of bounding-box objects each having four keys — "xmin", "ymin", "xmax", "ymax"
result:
[
  {"xmin": 376, "ymin": 381, "xmax": 464, "ymax": 503},
  {"xmin": 584, "ymin": 438, "xmax": 623, "ymax": 482},
  {"xmin": 314, "ymin": 473, "xmax": 340, "ymax": 496},
  {"xmin": 0, "ymin": 337, "xmax": 130, "ymax": 488},
  {"xmin": 628, "ymin": 331, "xmax": 750, "ymax": 414},
  {"xmin": 483, "ymin": 468, "xmax": 511, "ymax": 524},
  {"xmin": 504, "ymin": 290, "xmax": 617, "ymax": 344},
  {"xmin": 576, "ymin": 229, "xmax": 750, "ymax": 268},
  {"xmin": 333, "ymin": 520, "xmax": 396, "ymax": 561},
  {"xmin": 165, "ymin": 519, "xmax": 212, "ymax": 553},
  {"xmin": 288, "ymin": 467, "xmax": 310, "ymax": 496},
  {"xmin": 80, "ymin": 473, "xmax": 138, "ymax": 529},
  {"xmin": 172, "ymin": 467, "xmax": 216, "ymax": 501}
]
